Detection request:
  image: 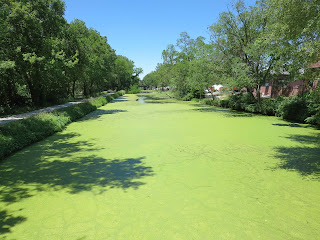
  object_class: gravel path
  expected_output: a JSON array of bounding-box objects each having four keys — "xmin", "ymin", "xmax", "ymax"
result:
[{"xmin": 0, "ymin": 93, "xmax": 114, "ymax": 125}]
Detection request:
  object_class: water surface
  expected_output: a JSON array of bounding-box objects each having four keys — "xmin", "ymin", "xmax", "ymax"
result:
[{"xmin": 0, "ymin": 94, "xmax": 319, "ymax": 239}]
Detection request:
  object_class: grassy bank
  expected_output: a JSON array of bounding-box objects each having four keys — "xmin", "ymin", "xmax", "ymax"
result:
[{"xmin": 0, "ymin": 91, "xmax": 125, "ymax": 160}]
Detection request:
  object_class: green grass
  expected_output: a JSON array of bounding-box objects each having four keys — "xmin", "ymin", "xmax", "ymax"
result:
[
  {"xmin": 0, "ymin": 93, "xmax": 319, "ymax": 239},
  {"xmin": 0, "ymin": 92, "xmax": 124, "ymax": 160}
]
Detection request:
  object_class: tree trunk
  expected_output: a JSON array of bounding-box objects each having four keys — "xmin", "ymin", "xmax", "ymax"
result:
[
  {"xmin": 247, "ymin": 87, "xmax": 254, "ymax": 97},
  {"xmin": 256, "ymin": 85, "xmax": 261, "ymax": 105},
  {"xmin": 83, "ymin": 81, "xmax": 88, "ymax": 97},
  {"xmin": 72, "ymin": 79, "xmax": 76, "ymax": 98}
]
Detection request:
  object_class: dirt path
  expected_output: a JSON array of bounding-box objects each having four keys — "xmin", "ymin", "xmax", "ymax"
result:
[{"xmin": 0, "ymin": 93, "xmax": 114, "ymax": 125}]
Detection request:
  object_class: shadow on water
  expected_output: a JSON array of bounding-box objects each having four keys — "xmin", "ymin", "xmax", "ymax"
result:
[
  {"xmin": 272, "ymin": 133, "xmax": 320, "ymax": 180},
  {"xmin": 192, "ymin": 105, "xmax": 253, "ymax": 118},
  {"xmin": 0, "ymin": 133, "xmax": 154, "ymax": 235},
  {"xmin": 136, "ymin": 96, "xmax": 174, "ymax": 104},
  {"xmin": 0, "ymin": 209, "xmax": 26, "ymax": 235},
  {"xmin": 144, "ymin": 100, "xmax": 174, "ymax": 104},
  {"xmin": 111, "ymin": 96, "xmax": 128, "ymax": 103},
  {"xmin": 77, "ymin": 109, "xmax": 128, "ymax": 122},
  {"xmin": 272, "ymin": 123, "xmax": 306, "ymax": 128},
  {"xmin": 136, "ymin": 94, "xmax": 170, "ymax": 101},
  {"xmin": 0, "ymin": 133, "xmax": 153, "ymax": 202}
]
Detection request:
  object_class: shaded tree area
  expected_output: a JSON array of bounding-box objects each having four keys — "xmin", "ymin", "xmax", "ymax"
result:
[
  {"xmin": 0, "ymin": 130, "xmax": 153, "ymax": 237},
  {"xmin": 272, "ymin": 131, "xmax": 320, "ymax": 180},
  {"xmin": 144, "ymin": 0, "xmax": 319, "ymax": 122},
  {"xmin": 0, "ymin": 209, "xmax": 26, "ymax": 235},
  {"xmin": 0, "ymin": 131, "xmax": 154, "ymax": 203},
  {"xmin": 0, "ymin": 0, "xmax": 142, "ymax": 114}
]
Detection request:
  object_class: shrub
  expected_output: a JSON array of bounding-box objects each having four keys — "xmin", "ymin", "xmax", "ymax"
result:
[
  {"xmin": 118, "ymin": 90, "xmax": 126, "ymax": 95},
  {"xmin": 196, "ymin": 88, "xmax": 319, "ymax": 126},
  {"xmin": 276, "ymin": 95, "xmax": 310, "ymax": 122},
  {"xmin": 305, "ymin": 111, "xmax": 320, "ymax": 126},
  {"xmin": 202, "ymin": 97, "xmax": 230, "ymax": 108},
  {"xmin": 228, "ymin": 94, "xmax": 245, "ymax": 110},
  {"xmin": 305, "ymin": 88, "xmax": 320, "ymax": 126},
  {"xmin": 202, "ymin": 98, "xmax": 214, "ymax": 106},
  {"xmin": 127, "ymin": 85, "xmax": 141, "ymax": 94},
  {"xmin": 181, "ymin": 92, "xmax": 194, "ymax": 101},
  {"xmin": 220, "ymin": 99, "xmax": 230, "ymax": 108},
  {"xmin": 0, "ymin": 92, "xmax": 124, "ymax": 160},
  {"xmin": 225, "ymin": 93, "xmax": 256, "ymax": 111},
  {"xmin": 224, "ymin": 93, "xmax": 284, "ymax": 115},
  {"xmin": 259, "ymin": 97, "xmax": 283, "ymax": 116},
  {"xmin": 0, "ymin": 113, "xmax": 71, "ymax": 159},
  {"xmin": 244, "ymin": 104, "xmax": 260, "ymax": 113}
]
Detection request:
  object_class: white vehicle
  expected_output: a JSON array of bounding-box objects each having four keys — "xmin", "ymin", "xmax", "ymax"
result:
[{"xmin": 212, "ymin": 84, "xmax": 224, "ymax": 91}]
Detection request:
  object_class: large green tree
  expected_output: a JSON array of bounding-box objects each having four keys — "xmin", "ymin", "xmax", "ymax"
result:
[
  {"xmin": 265, "ymin": 0, "xmax": 320, "ymax": 80},
  {"xmin": 65, "ymin": 20, "xmax": 117, "ymax": 97},
  {"xmin": 209, "ymin": 0, "xmax": 290, "ymax": 101},
  {"xmin": 0, "ymin": 0, "xmax": 70, "ymax": 106},
  {"xmin": 114, "ymin": 55, "xmax": 134, "ymax": 91},
  {"xmin": 0, "ymin": 0, "xmax": 138, "ymax": 112}
]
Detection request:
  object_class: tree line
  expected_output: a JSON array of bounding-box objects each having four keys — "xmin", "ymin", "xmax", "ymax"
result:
[
  {"xmin": 0, "ymin": 0, "xmax": 142, "ymax": 113},
  {"xmin": 142, "ymin": 0, "xmax": 319, "ymax": 101}
]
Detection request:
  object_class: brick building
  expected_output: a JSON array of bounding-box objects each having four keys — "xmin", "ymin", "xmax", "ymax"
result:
[{"xmin": 258, "ymin": 62, "xmax": 319, "ymax": 98}]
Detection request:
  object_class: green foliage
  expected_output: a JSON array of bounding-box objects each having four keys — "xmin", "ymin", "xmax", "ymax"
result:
[
  {"xmin": 113, "ymin": 56, "xmax": 142, "ymax": 91},
  {"xmin": 208, "ymin": 0, "xmax": 293, "ymax": 101},
  {"xmin": 305, "ymin": 88, "xmax": 320, "ymax": 126},
  {"xmin": 144, "ymin": 0, "xmax": 320, "ymax": 126},
  {"xmin": 305, "ymin": 111, "xmax": 320, "ymax": 126},
  {"xmin": 143, "ymin": 32, "xmax": 222, "ymax": 100},
  {"xmin": 201, "ymin": 98, "xmax": 214, "ymax": 106},
  {"xmin": 260, "ymin": 97, "xmax": 284, "ymax": 116},
  {"xmin": 0, "ymin": 113, "xmax": 70, "ymax": 160},
  {"xmin": 202, "ymin": 93, "xmax": 320, "ymax": 126},
  {"xmin": 276, "ymin": 95, "xmax": 310, "ymax": 123},
  {"xmin": 127, "ymin": 84, "xmax": 141, "ymax": 94},
  {"xmin": 226, "ymin": 94, "xmax": 256, "ymax": 111},
  {"xmin": 0, "ymin": 1, "xmax": 139, "ymax": 112},
  {"xmin": 266, "ymin": 0, "xmax": 320, "ymax": 70},
  {"xmin": 141, "ymin": 71, "xmax": 159, "ymax": 88},
  {"xmin": 117, "ymin": 90, "xmax": 126, "ymax": 95},
  {"xmin": 149, "ymin": 0, "xmax": 319, "ymax": 110},
  {"xmin": 219, "ymin": 99, "xmax": 230, "ymax": 108},
  {"xmin": 0, "ymin": 92, "xmax": 124, "ymax": 160}
]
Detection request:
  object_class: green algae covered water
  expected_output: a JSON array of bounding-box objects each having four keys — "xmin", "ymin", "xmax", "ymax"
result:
[{"xmin": 0, "ymin": 93, "xmax": 320, "ymax": 239}]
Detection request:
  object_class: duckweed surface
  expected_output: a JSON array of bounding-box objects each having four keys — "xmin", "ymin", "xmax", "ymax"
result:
[{"xmin": 0, "ymin": 93, "xmax": 320, "ymax": 239}]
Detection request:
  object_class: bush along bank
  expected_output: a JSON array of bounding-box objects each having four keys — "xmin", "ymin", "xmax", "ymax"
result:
[
  {"xmin": 202, "ymin": 91, "xmax": 320, "ymax": 127},
  {"xmin": 127, "ymin": 84, "xmax": 141, "ymax": 94},
  {"xmin": 0, "ymin": 91, "xmax": 126, "ymax": 160}
]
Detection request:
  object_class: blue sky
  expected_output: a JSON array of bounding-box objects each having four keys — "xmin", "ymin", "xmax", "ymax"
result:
[{"xmin": 64, "ymin": 0, "xmax": 257, "ymax": 79}]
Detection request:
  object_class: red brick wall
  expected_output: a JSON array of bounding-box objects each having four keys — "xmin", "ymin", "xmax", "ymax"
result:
[{"xmin": 258, "ymin": 80, "xmax": 317, "ymax": 97}]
